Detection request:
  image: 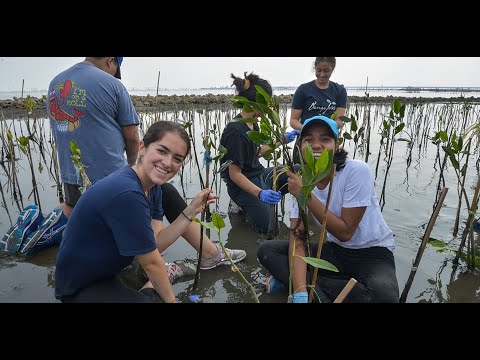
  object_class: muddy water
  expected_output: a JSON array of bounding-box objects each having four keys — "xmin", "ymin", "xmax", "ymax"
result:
[{"xmin": 0, "ymin": 102, "xmax": 479, "ymax": 303}]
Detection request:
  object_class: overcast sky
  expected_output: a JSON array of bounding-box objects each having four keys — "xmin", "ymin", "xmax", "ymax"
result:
[{"xmin": 1, "ymin": 57, "xmax": 479, "ymax": 92}]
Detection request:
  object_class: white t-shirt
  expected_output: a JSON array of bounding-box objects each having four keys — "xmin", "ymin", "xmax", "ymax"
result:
[{"xmin": 290, "ymin": 159, "xmax": 395, "ymax": 252}]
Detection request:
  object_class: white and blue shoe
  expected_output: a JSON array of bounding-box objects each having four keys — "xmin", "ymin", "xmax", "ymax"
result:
[
  {"xmin": 20, "ymin": 208, "xmax": 67, "ymax": 256},
  {"xmin": 0, "ymin": 204, "xmax": 44, "ymax": 254}
]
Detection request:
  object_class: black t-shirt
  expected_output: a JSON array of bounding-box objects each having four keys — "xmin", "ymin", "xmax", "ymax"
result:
[{"xmin": 220, "ymin": 114, "xmax": 264, "ymax": 181}]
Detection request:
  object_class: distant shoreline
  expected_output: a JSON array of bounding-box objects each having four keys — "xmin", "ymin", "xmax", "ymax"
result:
[{"xmin": 1, "ymin": 93, "xmax": 480, "ymax": 119}]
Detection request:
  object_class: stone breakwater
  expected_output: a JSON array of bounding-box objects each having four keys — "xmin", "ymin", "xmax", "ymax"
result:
[{"xmin": 2, "ymin": 93, "xmax": 480, "ymax": 118}]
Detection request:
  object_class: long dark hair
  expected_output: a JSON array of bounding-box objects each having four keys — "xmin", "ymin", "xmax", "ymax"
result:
[{"xmin": 231, "ymin": 72, "xmax": 272, "ymax": 101}]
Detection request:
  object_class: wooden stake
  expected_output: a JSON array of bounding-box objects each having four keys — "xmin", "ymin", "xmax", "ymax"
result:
[
  {"xmin": 333, "ymin": 278, "xmax": 357, "ymax": 303},
  {"xmin": 399, "ymin": 187, "xmax": 449, "ymax": 303}
]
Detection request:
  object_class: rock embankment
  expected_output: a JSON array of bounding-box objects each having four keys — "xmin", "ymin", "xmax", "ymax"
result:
[{"xmin": 2, "ymin": 93, "xmax": 480, "ymax": 118}]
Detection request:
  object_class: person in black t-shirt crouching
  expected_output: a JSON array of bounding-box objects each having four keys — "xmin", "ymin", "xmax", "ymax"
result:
[{"xmin": 220, "ymin": 72, "xmax": 299, "ymax": 236}]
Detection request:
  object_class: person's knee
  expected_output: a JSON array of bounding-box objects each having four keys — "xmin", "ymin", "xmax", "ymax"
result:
[{"xmin": 257, "ymin": 242, "xmax": 267, "ymax": 263}]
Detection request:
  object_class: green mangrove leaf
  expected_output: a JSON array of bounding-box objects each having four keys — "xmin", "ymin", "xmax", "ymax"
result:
[
  {"xmin": 394, "ymin": 99, "xmax": 401, "ymax": 114},
  {"xmin": 305, "ymin": 143, "xmax": 315, "ymax": 169},
  {"xmin": 300, "ymin": 256, "xmax": 339, "ymax": 272},
  {"xmin": 212, "ymin": 212, "xmax": 225, "ymax": 230},
  {"xmin": 394, "ymin": 123, "xmax": 405, "ymax": 135},
  {"xmin": 192, "ymin": 218, "xmax": 219, "ymax": 233},
  {"xmin": 18, "ymin": 136, "xmax": 29, "ymax": 147},
  {"xmin": 428, "ymin": 239, "xmax": 446, "ymax": 248},
  {"xmin": 254, "ymin": 85, "xmax": 272, "ymax": 104},
  {"xmin": 247, "ymin": 130, "xmax": 269, "ymax": 145},
  {"xmin": 297, "ymin": 191, "xmax": 309, "ymax": 212}
]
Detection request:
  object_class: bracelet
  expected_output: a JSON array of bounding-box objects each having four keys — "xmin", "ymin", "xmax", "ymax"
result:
[{"xmin": 181, "ymin": 210, "xmax": 192, "ymax": 222}]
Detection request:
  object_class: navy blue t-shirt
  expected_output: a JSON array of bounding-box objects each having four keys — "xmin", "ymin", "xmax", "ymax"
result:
[
  {"xmin": 55, "ymin": 165, "xmax": 163, "ymax": 300},
  {"xmin": 292, "ymin": 80, "xmax": 347, "ymax": 123}
]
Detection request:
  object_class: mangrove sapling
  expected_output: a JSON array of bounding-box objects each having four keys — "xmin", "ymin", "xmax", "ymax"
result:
[
  {"xmin": 434, "ymin": 128, "xmax": 479, "ymax": 268},
  {"xmin": 49, "ymin": 131, "xmax": 64, "ymax": 203},
  {"xmin": 288, "ymin": 143, "xmax": 338, "ymax": 301},
  {"xmin": 193, "ymin": 212, "xmax": 260, "ymax": 303},
  {"xmin": 378, "ymin": 99, "xmax": 408, "ymax": 211},
  {"xmin": 435, "ymin": 131, "xmax": 472, "ymax": 236},
  {"xmin": 399, "ymin": 187, "xmax": 449, "ymax": 303},
  {"xmin": 340, "ymin": 108, "xmax": 365, "ymax": 160},
  {"xmin": 308, "ymin": 164, "xmax": 336, "ymax": 303},
  {"xmin": 69, "ymin": 140, "xmax": 91, "ymax": 191},
  {"xmin": 6, "ymin": 129, "xmax": 23, "ymax": 212},
  {"xmin": 184, "ymin": 120, "xmax": 208, "ymax": 289},
  {"xmin": 17, "ymin": 136, "xmax": 42, "ymax": 211},
  {"xmin": 232, "ymin": 85, "xmax": 295, "ymax": 238}
]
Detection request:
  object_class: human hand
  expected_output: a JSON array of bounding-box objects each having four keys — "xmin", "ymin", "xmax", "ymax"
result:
[
  {"xmin": 286, "ymin": 170, "xmax": 302, "ymax": 198},
  {"xmin": 258, "ymin": 189, "xmax": 282, "ymax": 205},
  {"xmin": 284, "ymin": 130, "xmax": 301, "ymax": 143},
  {"xmin": 185, "ymin": 188, "xmax": 219, "ymax": 217},
  {"xmin": 290, "ymin": 291, "xmax": 308, "ymax": 303}
]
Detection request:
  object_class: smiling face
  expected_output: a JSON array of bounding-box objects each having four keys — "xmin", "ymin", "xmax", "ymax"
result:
[
  {"xmin": 314, "ymin": 61, "xmax": 334, "ymax": 87},
  {"xmin": 300, "ymin": 122, "xmax": 338, "ymax": 160},
  {"xmin": 138, "ymin": 131, "xmax": 188, "ymax": 187}
]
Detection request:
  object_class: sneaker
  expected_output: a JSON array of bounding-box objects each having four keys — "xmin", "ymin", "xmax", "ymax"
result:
[
  {"xmin": 266, "ymin": 275, "xmax": 288, "ymax": 294},
  {"xmin": 20, "ymin": 208, "xmax": 67, "ymax": 256},
  {"xmin": 200, "ymin": 243, "xmax": 247, "ymax": 270},
  {"xmin": 166, "ymin": 260, "xmax": 197, "ymax": 284},
  {"xmin": 0, "ymin": 204, "xmax": 44, "ymax": 254}
]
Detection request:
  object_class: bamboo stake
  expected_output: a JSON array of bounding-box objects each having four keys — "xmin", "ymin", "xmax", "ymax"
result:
[
  {"xmin": 308, "ymin": 164, "xmax": 336, "ymax": 303},
  {"xmin": 333, "ymin": 278, "xmax": 358, "ymax": 303},
  {"xmin": 156, "ymin": 71, "xmax": 161, "ymax": 96},
  {"xmin": 399, "ymin": 187, "xmax": 449, "ymax": 303}
]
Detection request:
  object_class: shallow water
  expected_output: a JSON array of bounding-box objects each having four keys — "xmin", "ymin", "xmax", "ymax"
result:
[{"xmin": 0, "ymin": 101, "xmax": 479, "ymax": 303}]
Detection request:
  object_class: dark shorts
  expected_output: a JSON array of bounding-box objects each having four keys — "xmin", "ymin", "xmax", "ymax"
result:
[{"xmin": 63, "ymin": 183, "xmax": 82, "ymax": 207}]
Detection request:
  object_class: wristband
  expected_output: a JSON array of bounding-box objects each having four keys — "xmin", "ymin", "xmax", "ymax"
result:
[{"xmin": 181, "ymin": 210, "xmax": 192, "ymax": 222}]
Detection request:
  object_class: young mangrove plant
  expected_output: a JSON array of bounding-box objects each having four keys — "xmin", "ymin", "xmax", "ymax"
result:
[
  {"xmin": 433, "ymin": 127, "xmax": 479, "ymax": 269},
  {"xmin": 193, "ymin": 211, "xmax": 260, "ymax": 303},
  {"xmin": 290, "ymin": 143, "xmax": 339, "ymax": 302},
  {"xmin": 69, "ymin": 140, "xmax": 91, "ymax": 191},
  {"xmin": 376, "ymin": 99, "xmax": 409, "ymax": 211},
  {"xmin": 232, "ymin": 85, "xmax": 294, "ymax": 238}
]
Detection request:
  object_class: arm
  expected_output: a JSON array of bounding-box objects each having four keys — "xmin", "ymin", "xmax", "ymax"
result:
[
  {"xmin": 228, "ymin": 163, "xmax": 262, "ymax": 198},
  {"xmin": 122, "ymin": 124, "xmax": 140, "ymax": 165},
  {"xmin": 155, "ymin": 188, "xmax": 218, "ymax": 248},
  {"xmin": 334, "ymin": 107, "xmax": 346, "ymax": 131},
  {"xmin": 290, "ymin": 109, "xmax": 303, "ymax": 130},
  {"xmin": 289, "ymin": 218, "xmax": 308, "ymax": 294},
  {"xmin": 136, "ymin": 249, "xmax": 176, "ymax": 303},
  {"xmin": 306, "ymin": 196, "xmax": 365, "ymax": 242}
]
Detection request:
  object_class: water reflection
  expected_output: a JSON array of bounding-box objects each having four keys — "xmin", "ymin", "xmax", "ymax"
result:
[{"xmin": 0, "ymin": 100, "xmax": 479, "ymax": 302}]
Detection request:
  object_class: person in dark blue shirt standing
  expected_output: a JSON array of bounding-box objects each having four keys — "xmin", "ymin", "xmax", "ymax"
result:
[{"xmin": 290, "ymin": 57, "xmax": 347, "ymax": 163}]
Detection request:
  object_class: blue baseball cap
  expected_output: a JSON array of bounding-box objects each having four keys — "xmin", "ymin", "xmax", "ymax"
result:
[
  {"xmin": 114, "ymin": 57, "xmax": 123, "ymax": 79},
  {"xmin": 301, "ymin": 115, "xmax": 339, "ymax": 140}
]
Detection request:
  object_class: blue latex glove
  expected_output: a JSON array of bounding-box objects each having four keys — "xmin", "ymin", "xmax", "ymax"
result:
[
  {"xmin": 284, "ymin": 130, "xmax": 301, "ymax": 143},
  {"xmin": 292, "ymin": 291, "xmax": 308, "ymax": 303},
  {"xmin": 258, "ymin": 190, "xmax": 282, "ymax": 205}
]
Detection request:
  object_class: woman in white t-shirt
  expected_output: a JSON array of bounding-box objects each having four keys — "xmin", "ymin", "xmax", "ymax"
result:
[{"xmin": 257, "ymin": 115, "xmax": 399, "ymax": 303}]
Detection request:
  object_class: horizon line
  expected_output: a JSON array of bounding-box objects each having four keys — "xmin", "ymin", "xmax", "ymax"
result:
[{"xmin": 2, "ymin": 85, "xmax": 480, "ymax": 93}]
